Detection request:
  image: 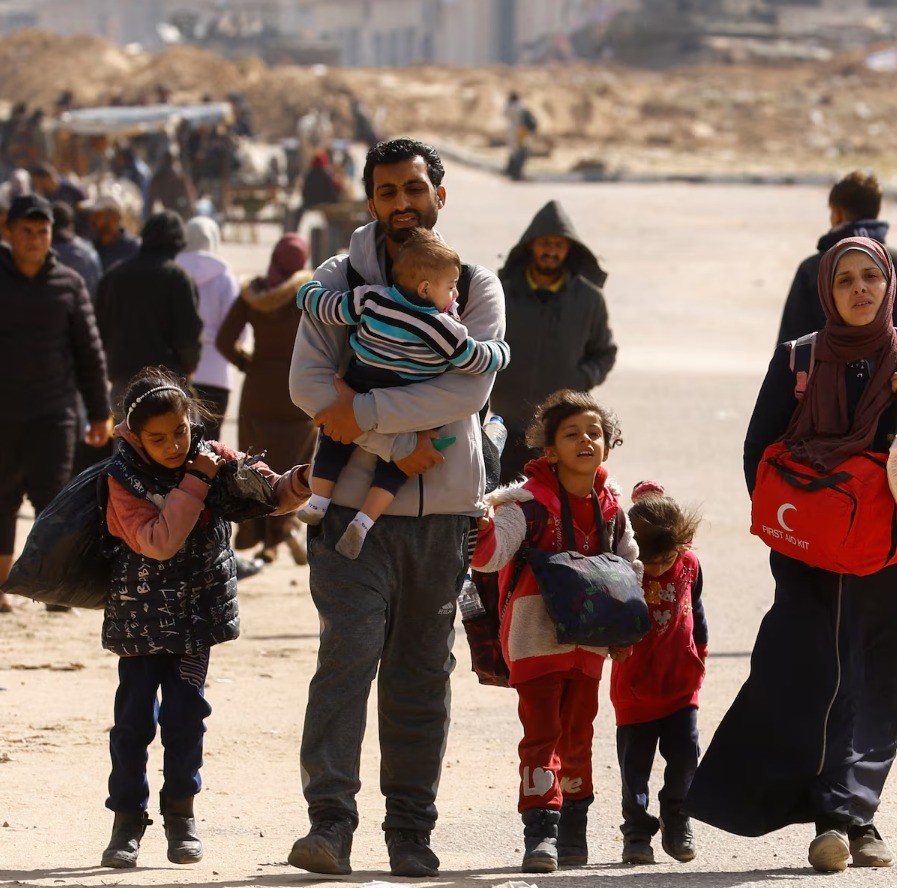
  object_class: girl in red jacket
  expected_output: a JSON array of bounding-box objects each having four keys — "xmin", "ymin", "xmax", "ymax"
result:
[
  {"xmin": 472, "ymin": 389, "xmax": 639, "ymax": 873},
  {"xmin": 610, "ymin": 482, "xmax": 707, "ymax": 866}
]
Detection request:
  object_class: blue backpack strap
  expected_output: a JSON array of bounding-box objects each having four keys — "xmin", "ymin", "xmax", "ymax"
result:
[{"xmin": 788, "ymin": 332, "xmax": 817, "ymax": 400}]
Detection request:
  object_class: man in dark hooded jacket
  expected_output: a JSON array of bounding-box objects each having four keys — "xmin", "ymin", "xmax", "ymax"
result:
[
  {"xmin": 777, "ymin": 170, "xmax": 897, "ymax": 344},
  {"xmin": 490, "ymin": 200, "xmax": 616, "ymax": 482},
  {"xmin": 96, "ymin": 210, "xmax": 202, "ymax": 417}
]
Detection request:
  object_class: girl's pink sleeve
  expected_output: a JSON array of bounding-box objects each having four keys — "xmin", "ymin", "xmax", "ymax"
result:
[{"xmin": 106, "ymin": 475, "xmax": 209, "ymax": 561}]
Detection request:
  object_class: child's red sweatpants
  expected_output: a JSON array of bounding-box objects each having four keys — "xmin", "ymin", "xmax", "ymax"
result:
[{"xmin": 516, "ymin": 670, "xmax": 600, "ymax": 811}]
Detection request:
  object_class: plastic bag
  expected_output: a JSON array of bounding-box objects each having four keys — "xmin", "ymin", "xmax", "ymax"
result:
[
  {"xmin": 205, "ymin": 453, "xmax": 278, "ymax": 522},
  {"xmin": 2, "ymin": 459, "xmax": 113, "ymax": 609}
]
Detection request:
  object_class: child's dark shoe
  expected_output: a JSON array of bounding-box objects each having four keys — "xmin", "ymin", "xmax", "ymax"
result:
[
  {"xmin": 622, "ymin": 834, "xmax": 655, "ymax": 865},
  {"xmin": 557, "ymin": 794, "xmax": 592, "ymax": 866},
  {"xmin": 101, "ymin": 811, "xmax": 152, "ymax": 868},
  {"xmin": 660, "ymin": 816, "xmax": 696, "ymax": 862},
  {"xmin": 160, "ymin": 793, "xmax": 203, "ymax": 864},
  {"xmin": 521, "ymin": 808, "xmax": 560, "ymax": 873}
]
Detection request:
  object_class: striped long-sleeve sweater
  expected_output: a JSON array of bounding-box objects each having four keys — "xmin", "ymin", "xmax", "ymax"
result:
[{"xmin": 298, "ymin": 280, "xmax": 510, "ymax": 379}]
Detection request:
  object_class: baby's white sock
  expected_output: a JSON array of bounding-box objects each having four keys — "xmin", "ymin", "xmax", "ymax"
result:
[
  {"xmin": 297, "ymin": 493, "xmax": 331, "ymax": 525},
  {"xmin": 335, "ymin": 511, "xmax": 376, "ymax": 560}
]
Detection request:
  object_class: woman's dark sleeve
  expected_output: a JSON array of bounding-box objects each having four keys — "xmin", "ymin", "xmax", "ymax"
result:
[{"xmin": 743, "ymin": 344, "xmax": 799, "ymax": 495}]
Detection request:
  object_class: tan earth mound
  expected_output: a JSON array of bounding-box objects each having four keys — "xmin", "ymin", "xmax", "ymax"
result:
[{"xmin": 3, "ymin": 28, "xmax": 897, "ymax": 177}]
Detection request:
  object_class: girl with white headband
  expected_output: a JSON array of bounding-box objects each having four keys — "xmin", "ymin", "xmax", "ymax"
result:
[{"xmin": 96, "ymin": 367, "xmax": 311, "ymax": 870}]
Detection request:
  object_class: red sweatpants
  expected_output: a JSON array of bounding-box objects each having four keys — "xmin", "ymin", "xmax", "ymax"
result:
[{"xmin": 516, "ymin": 671, "xmax": 600, "ymax": 812}]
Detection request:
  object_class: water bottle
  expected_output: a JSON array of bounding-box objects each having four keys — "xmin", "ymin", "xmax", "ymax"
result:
[
  {"xmin": 457, "ymin": 573, "xmax": 486, "ymax": 620},
  {"xmin": 483, "ymin": 415, "xmax": 508, "ymax": 456}
]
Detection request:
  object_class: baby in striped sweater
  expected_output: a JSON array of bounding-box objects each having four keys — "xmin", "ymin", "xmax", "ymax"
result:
[{"xmin": 296, "ymin": 230, "xmax": 510, "ymax": 559}]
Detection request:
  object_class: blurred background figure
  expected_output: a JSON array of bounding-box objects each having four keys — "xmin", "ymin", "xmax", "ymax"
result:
[
  {"xmin": 51, "ymin": 200, "xmax": 102, "ymax": 300},
  {"xmin": 82, "ymin": 192, "xmax": 141, "ymax": 272},
  {"xmin": 95, "ymin": 210, "xmax": 201, "ymax": 420},
  {"xmin": 176, "ymin": 216, "xmax": 239, "ymax": 441},
  {"xmin": 216, "ymin": 233, "xmax": 314, "ymax": 566},
  {"xmin": 146, "ymin": 147, "xmax": 196, "ymax": 221},
  {"xmin": 29, "ymin": 161, "xmax": 87, "ymax": 212},
  {"xmin": 504, "ymin": 91, "xmax": 537, "ymax": 182},
  {"xmin": 294, "ymin": 149, "xmax": 343, "ymax": 229}
]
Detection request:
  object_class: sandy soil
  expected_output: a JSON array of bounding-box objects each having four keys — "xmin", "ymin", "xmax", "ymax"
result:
[{"xmin": 2, "ymin": 166, "xmax": 895, "ymax": 886}]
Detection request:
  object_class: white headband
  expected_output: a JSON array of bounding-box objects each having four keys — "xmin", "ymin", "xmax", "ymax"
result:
[{"xmin": 125, "ymin": 385, "xmax": 185, "ymax": 428}]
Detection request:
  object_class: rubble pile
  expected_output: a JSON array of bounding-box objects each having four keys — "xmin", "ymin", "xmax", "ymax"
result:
[{"xmin": 3, "ymin": 29, "xmax": 897, "ymax": 178}]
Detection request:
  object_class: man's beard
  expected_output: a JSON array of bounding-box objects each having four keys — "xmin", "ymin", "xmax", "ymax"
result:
[
  {"xmin": 377, "ymin": 205, "xmax": 438, "ymax": 242},
  {"xmin": 532, "ymin": 258, "xmax": 564, "ymax": 279}
]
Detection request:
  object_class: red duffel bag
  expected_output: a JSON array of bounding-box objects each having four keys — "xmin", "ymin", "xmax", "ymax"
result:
[{"xmin": 750, "ymin": 441, "xmax": 897, "ymax": 576}]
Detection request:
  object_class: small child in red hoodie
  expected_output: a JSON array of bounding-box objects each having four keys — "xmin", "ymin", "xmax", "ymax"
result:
[
  {"xmin": 472, "ymin": 389, "xmax": 639, "ymax": 873},
  {"xmin": 610, "ymin": 481, "xmax": 707, "ymax": 866}
]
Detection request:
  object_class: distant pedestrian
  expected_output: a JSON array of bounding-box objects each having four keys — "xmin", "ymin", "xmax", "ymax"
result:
[
  {"xmin": 82, "ymin": 192, "xmax": 140, "ymax": 272},
  {"xmin": 0, "ymin": 194, "xmax": 110, "ymax": 614},
  {"xmin": 146, "ymin": 148, "xmax": 196, "ymax": 221},
  {"xmin": 96, "ymin": 211, "xmax": 202, "ymax": 419},
  {"xmin": 52, "ymin": 200, "xmax": 101, "ymax": 299},
  {"xmin": 491, "ymin": 200, "xmax": 616, "ymax": 483},
  {"xmin": 505, "ymin": 92, "xmax": 537, "ymax": 181},
  {"xmin": 610, "ymin": 483, "xmax": 707, "ymax": 866},
  {"xmin": 176, "ymin": 217, "xmax": 239, "ymax": 441},
  {"xmin": 29, "ymin": 161, "xmax": 87, "ymax": 212}
]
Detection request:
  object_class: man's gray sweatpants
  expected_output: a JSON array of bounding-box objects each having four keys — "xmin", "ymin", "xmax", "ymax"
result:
[{"xmin": 300, "ymin": 504, "xmax": 470, "ymax": 833}]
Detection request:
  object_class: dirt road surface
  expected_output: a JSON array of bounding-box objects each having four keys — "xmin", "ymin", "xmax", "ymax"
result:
[{"xmin": 3, "ymin": 166, "xmax": 892, "ymax": 886}]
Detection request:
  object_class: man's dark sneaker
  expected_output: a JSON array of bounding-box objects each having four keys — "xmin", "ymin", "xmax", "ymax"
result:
[
  {"xmin": 288, "ymin": 819, "xmax": 353, "ymax": 874},
  {"xmin": 622, "ymin": 834, "xmax": 655, "ymax": 865},
  {"xmin": 660, "ymin": 816, "xmax": 697, "ymax": 862},
  {"xmin": 385, "ymin": 829, "xmax": 440, "ymax": 877}
]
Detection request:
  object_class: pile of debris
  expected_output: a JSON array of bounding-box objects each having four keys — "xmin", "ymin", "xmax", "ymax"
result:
[{"xmin": 1, "ymin": 29, "xmax": 896, "ymax": 179}]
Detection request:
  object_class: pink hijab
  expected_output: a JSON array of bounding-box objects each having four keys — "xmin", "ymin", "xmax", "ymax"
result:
[
  {"xmin": 265, "ymin": 233, "xmax": 309, "ymax": 287},
  {"xmin": 785, "ymin": 236, "xmax": 897, "ymax": 470}
]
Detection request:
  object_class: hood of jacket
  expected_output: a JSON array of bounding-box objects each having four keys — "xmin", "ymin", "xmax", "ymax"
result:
[
  {"xmin": 184, "ymin": 216, "xmax": 221, "ymax": 254},
  {"xmin": 498, "ymin": 200, "xmax": 607, "ymax": 287},
  {"xmin": 177, "ymin": 249, "xmax": 230, "ymax": 288},
  {"xmin": 817, "ymin": 218, "xmax": 890, "ymax": 253}
]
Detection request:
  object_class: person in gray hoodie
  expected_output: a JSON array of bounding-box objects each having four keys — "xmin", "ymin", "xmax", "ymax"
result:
[
  {"xmin": 287, "ymin": 138, "xmax": 505, "ymax": 879},
  {"xmin": 490, "ymin": 200, "xmax": 616, "ymax": 483}
]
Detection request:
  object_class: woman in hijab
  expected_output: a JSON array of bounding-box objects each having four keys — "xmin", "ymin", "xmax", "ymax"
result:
[
  {"xmin": 216, "ymin": 234, "xmax": 314, "ymax": 565},
  {"xmin": 687, "ymin": 237, "xmax": 897, "ymax": 872}
]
